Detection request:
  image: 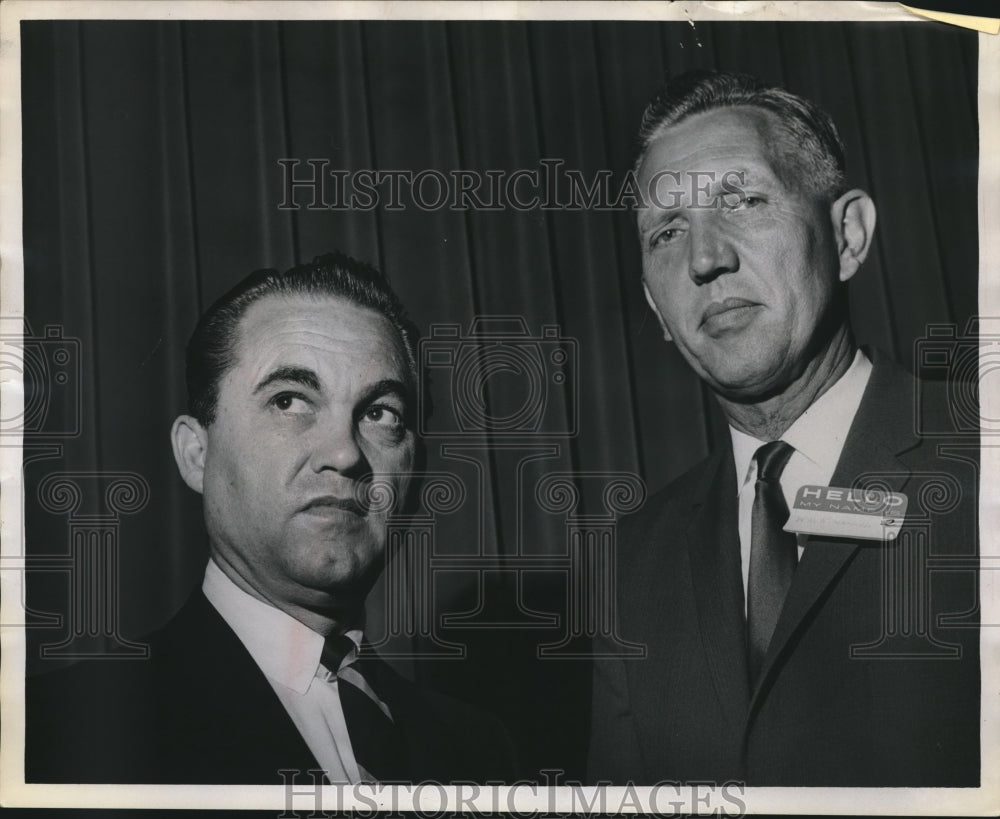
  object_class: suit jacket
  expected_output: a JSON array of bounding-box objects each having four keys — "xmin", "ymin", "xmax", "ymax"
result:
[
  {"xmin": 27, "ymin": 590, "xmax": 517, "ymax": 784},
  {"xmin": 588, "ymin": 353, "xmax": 980, "ymax": 786}
]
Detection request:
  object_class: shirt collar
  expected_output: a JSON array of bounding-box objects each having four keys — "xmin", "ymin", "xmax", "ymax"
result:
[
  {"xmin": 729, "ymin": 349, "xmax": 873, "ymax": 491},
  {"xmin": 202, "ymin": 559, "xmax": 325, "ymax": 694}
]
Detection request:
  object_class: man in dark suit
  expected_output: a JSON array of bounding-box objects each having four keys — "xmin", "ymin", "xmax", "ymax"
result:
[
  {"xmin": 588, "ymin": 71, "xmax": 980, "ymax": 787},
  {"xmin": 27, "ymin": 252, "xmax": 515, "ymax": 784}
]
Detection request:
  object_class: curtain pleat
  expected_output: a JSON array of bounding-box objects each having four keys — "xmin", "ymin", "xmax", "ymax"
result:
[{"xmin": 280, "ymin": 21, "xmax": 381, "ymax": 265}]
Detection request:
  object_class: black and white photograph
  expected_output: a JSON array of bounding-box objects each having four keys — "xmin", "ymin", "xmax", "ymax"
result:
[{"xmin": 1, "ymin": 1, "xmax": 997, "ymax": 815}]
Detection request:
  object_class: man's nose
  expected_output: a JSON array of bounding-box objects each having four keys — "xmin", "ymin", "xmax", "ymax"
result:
[
  {"xmin": 310, "ymin": 417, "xmax": 370, "ymax": 477},
  {"xmin": 688, "ymin": 219, "xmax": 739, "ymax": 284}
]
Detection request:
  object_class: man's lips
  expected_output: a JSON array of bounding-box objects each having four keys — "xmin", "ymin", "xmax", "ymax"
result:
[
  {"xmin": 700, "ymin": 297, "xmax": 760, "ymax": 329},
  {"xmin": 300, "ymin": 495, "xmax": 367, "ymax": 516}
]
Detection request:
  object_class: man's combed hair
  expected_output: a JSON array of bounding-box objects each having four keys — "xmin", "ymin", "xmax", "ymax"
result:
[
  {"xmin": 635, "ymin": 70, "xmax": 848, "ymax": 203},
  {"xmin": 186, "ymin": 251, "xmax": 419, "ymax": 426}
]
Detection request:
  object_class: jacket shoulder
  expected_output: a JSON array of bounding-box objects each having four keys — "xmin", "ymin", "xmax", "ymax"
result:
[{"xmin": 25, "ymin": 648, "xmax": 157, "ymax": 782}]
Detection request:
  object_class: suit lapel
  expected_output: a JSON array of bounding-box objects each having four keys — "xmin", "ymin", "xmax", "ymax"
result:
[
  {"xmin": 154, "ymin": 591, "xmax": 322, "ymax": 782},
  {"xmin": 366, "ymin": 653, "xmax": 461, "ymax": 782},
  {"xmin": 684, "ymin": 447, "xmax": 752, "ymax": 729},
  {"xmin": 747, "ymin": 354, "xmax": 919, "ymax": 711}
]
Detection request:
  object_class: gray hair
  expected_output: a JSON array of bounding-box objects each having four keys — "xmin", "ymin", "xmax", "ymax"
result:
[{"xmin": 635, "ymin": 70, "xmax": 848, "ymax": 203}]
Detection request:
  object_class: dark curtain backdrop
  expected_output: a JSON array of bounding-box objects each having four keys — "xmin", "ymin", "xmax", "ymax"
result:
[{"xmin": 20, "ymin": 20, "xmax": 978, "ymax": 779}]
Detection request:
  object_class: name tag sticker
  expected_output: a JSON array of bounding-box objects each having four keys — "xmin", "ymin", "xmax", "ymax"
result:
[{"xmin": 784, "ymin": 485, "xmax": 908, "ymax": 541}]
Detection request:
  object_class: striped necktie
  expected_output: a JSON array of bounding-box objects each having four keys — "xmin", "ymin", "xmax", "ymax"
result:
[{"xmin": 321, "ymin": 634, "xmax": 406, "ymax": 781}]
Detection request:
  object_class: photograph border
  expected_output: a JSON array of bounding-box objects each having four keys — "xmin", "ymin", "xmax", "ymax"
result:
[{"xmin": 1, "ymin": 1, "xmax": 997, "ymax": 814}]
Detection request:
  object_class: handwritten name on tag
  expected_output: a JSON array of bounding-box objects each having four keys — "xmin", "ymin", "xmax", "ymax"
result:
[{"xmin": 784, "ymin": 485, "xmax": 908, "ymax": 541}]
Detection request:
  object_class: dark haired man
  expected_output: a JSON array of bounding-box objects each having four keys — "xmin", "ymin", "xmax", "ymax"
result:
[
  {"xmin": 27, "ymin": 252, "xmax": 515, "ymax": 784},
  {"xmin": 588, "ymin": 71, "xmax": 979, "ymax": 786}
]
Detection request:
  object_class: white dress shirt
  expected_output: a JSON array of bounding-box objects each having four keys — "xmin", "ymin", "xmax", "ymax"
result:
[
  {"xmin": 202, "ymin": 559, "xmax": 366, "ymax": 783},
  {"xmin": 728, "ymin": 349, "xmax": 873, "ymax": 613}
]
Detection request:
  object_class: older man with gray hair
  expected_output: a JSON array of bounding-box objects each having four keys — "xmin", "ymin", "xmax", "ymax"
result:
[{"xmin": 588, "ymin": 70, "xmax": 979, "ymax": 787}]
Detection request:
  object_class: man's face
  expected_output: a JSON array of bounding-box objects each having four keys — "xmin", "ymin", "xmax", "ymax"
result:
[
  {"xmin": 199, "ymin": 293, "xmax": 415, "ymax": 615},
  {"xmin": 637, "ymin": 106, "xmax": 844, "ymax": 399}
]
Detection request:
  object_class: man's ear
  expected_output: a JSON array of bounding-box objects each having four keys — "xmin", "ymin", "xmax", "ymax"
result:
[
  {"xmin": 171, "ymin": 415, "xmax": 208, "ymax": 494},
  {"xmin": 642, "ymin": 280, "xmax": 672, "ymax": 342},
  {"xmin": 830, "ymin": 189, "xmax": 877, "ymax": 283}
]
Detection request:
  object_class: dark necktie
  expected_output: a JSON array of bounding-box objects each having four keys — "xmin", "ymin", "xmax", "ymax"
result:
[
  {"xmin": 747, "ymin": 440, "xmax": 798, "ymax": 685},
  {"xmin": 321, "ymin": 634, "xmax": 405, "ymax": 782}
]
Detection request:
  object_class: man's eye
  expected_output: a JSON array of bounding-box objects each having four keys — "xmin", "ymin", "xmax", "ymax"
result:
[
  {"xmin": 363, "ymin": 405, "xmax": 403, "ymax": 429},
  {"xmin": 730, "ymin": 194, "xmax": 764, "ymax": 210},
  {"xmin": 651, "ymin": 226, "xmax": 683, "ymax": 248},
  {"xmin": 271, "ymin": 393, "xmax": 311, "ymax": 414}
]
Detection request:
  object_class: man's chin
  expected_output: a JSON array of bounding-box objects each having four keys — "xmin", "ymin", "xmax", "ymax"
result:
[
  {"xmin": 285, "ymin": 536, "xmax": 384, "ymax": 584},
  {"xmin": 292, "ymin": 568, "xmax": 380, "ymax": 616},
  {"xmin": 700, "ymin": 363, "xmax": 788, "ymax": 403},
  {"xmin": 298, "ymin": 587, "xmax": 370, "ymax": 618}
]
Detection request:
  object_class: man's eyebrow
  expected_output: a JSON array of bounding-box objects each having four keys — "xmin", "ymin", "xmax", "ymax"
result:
[
  {"xmin": 358, "ymin": 378, "xmax": 412, "ymax": 407},
  {"xmin": 638, "ymin": 208, "xmax": 681, "ymax": 235},
  {"xmin": 253, "ymin": 366, "xmax": 321, "ymax": 394}
]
